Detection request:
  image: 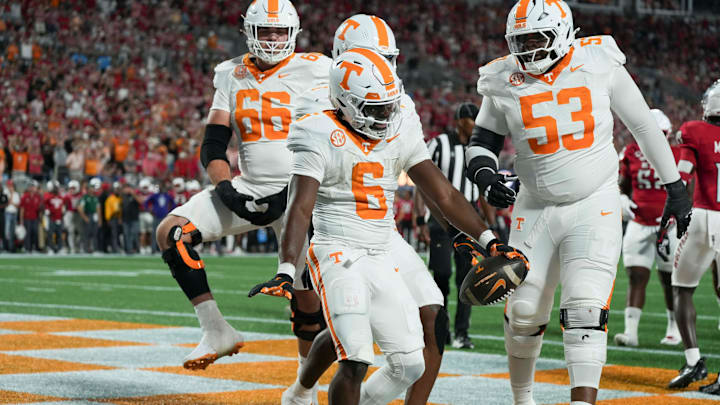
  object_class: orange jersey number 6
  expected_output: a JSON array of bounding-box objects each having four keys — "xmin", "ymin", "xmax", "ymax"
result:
[
  {"xmin": 351, "ymin": 162, "xmax": 388, "ymax": 220},
  {"xmin": 520, "ymin": 86, "xmax": 595, "ymax": 154},
  {"xmin": 235, "ymin": 90, "xmax": 291, "ymax": 143}
]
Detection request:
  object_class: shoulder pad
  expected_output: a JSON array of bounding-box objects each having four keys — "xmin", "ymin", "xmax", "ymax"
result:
[
  {"xmin": 574, "ymin": 36, "xmax": 625, "ymax": 72},
  {"xmin": 295, "ymin": 85, "xmax": 332, "ymax": 120},
  {"xmin": 212, "ymin": 56, "xmax": 244, "ymax": 90},
  {"xmin": 295, "ymin": 52, "xmax": 333, "ymax": 80},
  {"xmin": 477, "ymin": 55, "xmax": 513, "ymax": 97},
  {"xmin": 399, "ymin": 94, "xmax": 423, "ymax": 140},
  {"xmin": 287, "ymin": 113, "xmax": 334, "ymax": 153}
]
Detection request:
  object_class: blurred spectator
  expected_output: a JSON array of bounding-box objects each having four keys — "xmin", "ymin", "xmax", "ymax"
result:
[
  {"xmin": 53, "ymin": 139, "xmax": 69, "ymax": 184},
  {"xmin": 43, "ymin": 181, "xmax": 65, "ymax": 254},
  {"xmin": 28, "ymin": 143, "xmax": 44, "ymax": 182},
  {"xmin": 63, "ymin": 180, "xmax": 83, "ymax": 253},
  {"xmin": 10, "ymin": 139, "xmax": 28, "ymax": 190},
  {"xmin": 104, "ymin": 182, "xmax": 122, "ymax": 253},
  {"xmin": 394, "ymin": 188, "xmax": 414, "ymax": 244},
  {"xmin": 137, "ymin": 178, "xmax": 155, "ymax": 254},
  {"xmin": 120, "ymin": 183, "xmax": 142, "ymax": 254},
  {"xmin": 66, "ymin": 143, "xmax": 85, "ymax": 182},
  {"xmin": 19, "ymin": 181, "xmax": 42, "ymax": 253},
  {"xmin": 4, "ymin": 180, "xmax": 20, "ymax": 252},
  {"xmin": 144, "ymin": 182, "xmax": 175, "ymax": 253},
  {"xmin": 0, "ymin": 182, "xmax": 7, "ymax": 251},
  {"xmin": 78, "ymin": 179, "xmax": 101, "ymax": 253},
  {"xmin": 0, "ymin": 139, "xmax": 6, "ymax": 180}
]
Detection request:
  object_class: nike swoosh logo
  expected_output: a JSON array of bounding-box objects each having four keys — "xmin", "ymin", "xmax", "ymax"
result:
[
  {"xmin": 483, "ymin": 279, "xmax": 506, "ymax": 301},
  {"xmin": 570, "ymin": 64, "xmax": 584, "ymax": 72},
  {"xmin": 278, "ymin": 73, "xmax": 290, "ymax": 79},
  {"xmin": 385, "ymin": 133, "xmax": 400, "ymax": 143},
  {"xmin": 601, "ymin": 210, "xmax": 613, "ymax": 216}
]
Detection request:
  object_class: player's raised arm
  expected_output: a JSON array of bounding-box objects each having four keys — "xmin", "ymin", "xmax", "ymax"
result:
[{"xmin": 609, "ymin": 67, "xmax": 692, "ymax": 236}]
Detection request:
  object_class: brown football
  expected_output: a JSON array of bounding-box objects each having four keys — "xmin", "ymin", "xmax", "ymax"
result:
[{"xmin": 459, "ymin": 255, "xmax": 528, "ymax": 306}]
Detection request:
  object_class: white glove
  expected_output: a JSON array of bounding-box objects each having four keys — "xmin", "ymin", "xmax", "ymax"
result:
[{"xmin": 620, "ymin": 194, "xmax": 637, "ymax": 220}]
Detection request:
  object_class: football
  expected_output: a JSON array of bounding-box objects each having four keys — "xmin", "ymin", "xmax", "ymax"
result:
[{"xmin": 459, "ymin": 255, "xmax": 528, "ymax": 306}]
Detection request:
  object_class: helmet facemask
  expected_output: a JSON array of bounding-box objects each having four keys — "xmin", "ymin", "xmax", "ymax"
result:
[
  {"xmin": 507, "ymin": 29, "xmax": 564, "ymax": 75},
  {"xmin": 244, "ymin": 23, "xmax": 300, "ymax": 65},
  {"xmin": 335, "ymin": 92, "xmax": 402, "ymax": 141}
]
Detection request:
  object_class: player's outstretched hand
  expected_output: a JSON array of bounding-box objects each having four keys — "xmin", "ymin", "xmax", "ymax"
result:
[
  {"xmin": 469, "ymin": 167, "xmax": 517, "ymax": 208},
  {"xmin": 214, "ymin": 180, "xmax": 262, "ymax": 223},
  {"xmin": 250, "ymin": 186, "xmax": 288, "ymax": 226},
  {"xmin": 661, "ymin": 179, "xmax": 692, "ymax": 238},
  {"xmin": 486, "ymin": 239, "xmax": 530, "ymax": 273},
  {"xmin": 452, "ymin": 233, "xmax": 485, "ymax": 264},
  {"xmin": 248, "ymin": 274, "xmax": 295, "ymax": 301},
  {"xmin": 656, "ymin": 226, "xmax": 671, "ymax": 262}
]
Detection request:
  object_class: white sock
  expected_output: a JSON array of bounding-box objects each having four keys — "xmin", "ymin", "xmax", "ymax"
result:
[
  {"xmin": 295, "ymin": 354, "xmax": 315, "ymax": 391},
  {"xmin": 194, "ymin": 300, "xmax": 226, "ymax": 332},
  {"xmin": 623, "ymin": 307, "xmax": 642, "ymax": 337},
  {"xmin": 509, "ymin": 355, "xmax": 537, "ymax": 405},
  {"xmin": 685, "ymin": 348, "xmax": 701, "ymax": 366},
  {"xmin": 666, "ymin": 309, "xmax": 675, "ymax": 323},
  {"xmin": 570, "ymin": 402, "xmax": 592, "ymax": 405}
]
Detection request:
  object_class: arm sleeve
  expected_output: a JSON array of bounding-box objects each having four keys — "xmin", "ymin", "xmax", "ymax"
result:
[
  {"xmin": 609, "ymin": 66, "xmax": 680, "ymax": 184},
  {"xmin": 290, "ymin": 149, "xmax": 326, "ymax": 184}
]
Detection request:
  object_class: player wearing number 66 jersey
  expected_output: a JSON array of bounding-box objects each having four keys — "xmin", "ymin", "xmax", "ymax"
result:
[
  {"xmin": 278, "ymin": 48, "xmax": 528, "ymax": 404},
  {"xmin": 154, "ymin": 0, "xmax": 332, "ymax": 388},
  {"xmin": 464, "ymin": 1, "xmax": 691, "ymax": 404}
]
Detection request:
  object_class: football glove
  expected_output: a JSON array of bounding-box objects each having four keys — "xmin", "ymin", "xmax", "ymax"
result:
[
  {"xmin": 470, "ymin": 167, "xmax": 517, "ymax": 208},
  {"xmin": 486, "ymin": 239, "xmax": 530, "ymax": 272},
  {"xmin": 620, "ymin": 194, "xmax": 637, "ymax": 220},
  {"xmin": 452, "ymin": 233, "xmax": 485, "ymax": 266},
  {"xmin": 248, "ymin": 274, "xmax": 295, "ymax": 301},
  {"xmin": 249, "ymin": 186, "xmax": 288, "ymax": 226},
  {"xmin": 656, "ymin": 225, "xmax": 671, "ymax": 262},
  {"xmin": 661, "ymin": 179, "xmax": 692, "ymax": 238}
]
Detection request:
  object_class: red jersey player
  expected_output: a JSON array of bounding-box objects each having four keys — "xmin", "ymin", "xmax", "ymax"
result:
[
  {"xmin": 667, "ymin": 79, "xmax": 720, "ymax": 394},
  {"xmin": 44, "ymin": 181, "xmax": 66, "ymax": 254},
  {"xmin": 616, "ymin": 109, "xmax": 686, "ymax": 347}
]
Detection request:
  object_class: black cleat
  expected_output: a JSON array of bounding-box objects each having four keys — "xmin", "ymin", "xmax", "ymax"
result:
[
  {"xmin": 668, "ymin": 357, "xmax": 708, "ymax": 388},
  {"xmin": 699, "ymin": 373, "xmax": 720, "ymax": 395}
]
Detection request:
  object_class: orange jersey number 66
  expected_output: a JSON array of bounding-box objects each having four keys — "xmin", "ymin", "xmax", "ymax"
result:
[
  {"xmin": 520, "ymin": 86, "xmax": 595, "ymax": 154},
  {"xmin": 351, "ymin": 162, "xmax": 388, "ymax": 220},
  {"xmin": 235, "ymin": 90, "xmax": 291, "ymax": 143}
]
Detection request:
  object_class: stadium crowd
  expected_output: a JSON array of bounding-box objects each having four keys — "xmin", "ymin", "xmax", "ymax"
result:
[{"xmin": 0, "ymin": 0, "xmax": 718, "ymax": 253}]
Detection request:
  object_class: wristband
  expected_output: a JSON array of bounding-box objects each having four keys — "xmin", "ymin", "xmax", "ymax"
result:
[
  {"xmin": 416, "ymin": 216, "xmax": 426, "ymax": 226},
  {"xmin": 277, "ymin": 262, "xmax": 296, "ymax": 279},
  {"xmin": 478, "ymin": 229, "xmax": 496, "ymax": 250}
]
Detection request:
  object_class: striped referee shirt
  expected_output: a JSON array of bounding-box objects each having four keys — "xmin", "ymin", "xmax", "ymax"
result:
[{"xmin": 427, "ymin": 131, "xmax": 480, "ymax": 203}]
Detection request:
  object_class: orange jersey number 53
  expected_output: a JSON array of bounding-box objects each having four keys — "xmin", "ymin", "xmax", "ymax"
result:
[
  {"xmin": 235, "ymin": 90, "xmax": 291, "ymax": 143},
  {"xmin": 520, "ymin": 86, "xmax": 595, "ymax": 155},
  {"xmin": 351, "ymin": 162, "xmax": 388, "ymax": 220}
]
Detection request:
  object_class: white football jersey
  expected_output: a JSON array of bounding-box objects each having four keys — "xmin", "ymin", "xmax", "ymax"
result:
[
  {"xmin": 211, "ymin": 52, "xmax": 332, "ymax": 184},
  {"xmin": 287, "ymin": 110, "xmax": 429, "ymax": 250},
  {"xmin": 477, "ymin": 35, "xmax": 626, "ymax": 203}
]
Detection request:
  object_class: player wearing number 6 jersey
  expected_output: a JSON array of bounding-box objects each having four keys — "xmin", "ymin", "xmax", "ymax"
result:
[
  {"xmin": 464, "ymin": 1, "xmax": 691, "ymax": 404},
  {"xmin": 154, "ymin": 0, "xmax": 332, "ymax": 381},
  {"xmin": 277, "ymin": 48, "xmax": 528, "ymax": 404}
]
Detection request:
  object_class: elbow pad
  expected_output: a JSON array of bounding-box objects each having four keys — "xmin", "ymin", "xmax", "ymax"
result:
[
  {"xmin": 468, "ymin": 126, "xmax": 505, "ymax": 155},
  {"xmin": 200, "ymin": 124, "xmax": 232, "ymax": 169}
]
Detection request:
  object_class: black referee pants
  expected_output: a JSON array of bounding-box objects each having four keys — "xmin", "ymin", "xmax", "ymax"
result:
[{"xmin": 427, "ymin": 218, "xmax": 473, "ymax": 337}]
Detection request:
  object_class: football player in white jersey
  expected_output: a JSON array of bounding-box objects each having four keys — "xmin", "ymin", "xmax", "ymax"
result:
[
  {"xmin": 272, "ymin": 49, "xmax": 528, "ymax": 404},
  {"xmin": 271, "ymin": 15, "xmax": 446, "ymax": 405},
  {"xmin": 464, "ymin": 1, "xmax": 692, "ymax": 404},
  {"xmin": 154, "ymin": 0, "xmax": 333, "ymax": 376}
]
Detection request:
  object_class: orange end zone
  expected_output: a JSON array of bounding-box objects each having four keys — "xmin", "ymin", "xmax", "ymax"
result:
[
  {"xmin": 0, "ymin": 390, "xmax": 65, "ymax": 404},
  {"xmin": 0, "ymin": 353, "xmax": 114, "ymax": 374},
  {"xmin": 483, "ymin": 365, "xmax": 716, "ymax": 394},
  {"xmin": 0, "ymin": 319, "xmax": 172, "ymax": 333},
  {"xmin": 0, "ymin": 333, "xmax": 148, "ymax": 351}
]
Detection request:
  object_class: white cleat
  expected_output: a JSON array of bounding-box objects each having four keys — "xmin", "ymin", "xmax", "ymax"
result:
[
  {"xmin": 613, "ymin": 333, "xmax": 638, "ymax": 347},
  {"xmin": 183, "ymin": 325, "xmax": 244, "ymax": 370},
  {"xmin": 660, "ymin": 334, "xmax": 682, "ymax": 345},
  {"xmin": 281, "ymin": 382, "xmax": 315, "ymax": 405}
]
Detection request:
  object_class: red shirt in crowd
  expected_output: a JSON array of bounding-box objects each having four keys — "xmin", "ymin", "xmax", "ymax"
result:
[
  {"xmin": 28, "ymin": 152, "xmax": 44, "ymax": 175},
  {"xmin": 394, "ymin": 198, "xmax": 413, "ymax": 222},
  {"xmin": 20, "ymin": 192, "xmax": 43, "ymax": 220},
  {"xmin": 173, "ymin": 156, "xmax": 199, "ymax": 180},
  {"xmin": 44, "ymin": 193, "xmax": 66, "ymax": 222}
]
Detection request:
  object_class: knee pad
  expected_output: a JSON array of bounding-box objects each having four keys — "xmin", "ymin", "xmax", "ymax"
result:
[
  {"xmin": 162, "ymin": 224, "xmax": 208, "ymax": 301},
  {"xmin": 507, "ymin": 298, "xmax": 549, "ymax": 335},
  {"xmin": 504, "ymin": 319, "xmax": 546, "ymax": 359},
  {"xmin": 386, "ymin": 349, "xmax": 426, "ymax": 387},
  {"xmin": 559, "ymin": 307, "xmax": 609, "ymax": 331},
  {"xmin": 434, "ymin": 307, "xmax": 450, "ymax": 355},
  {"xmin": 563, "ymin": 328, "xmax": 607, "ymax": 389},
  {"xmin": 291, "ymin": 308, "xmax": 327, "ymax": 341}
]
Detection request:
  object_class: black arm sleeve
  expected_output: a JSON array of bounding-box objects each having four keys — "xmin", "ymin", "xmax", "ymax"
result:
[
  {"xmin": 200, "ymin": 124, "xmax": 232, "ymax": 169},
  {"xmin": 468, "ymin": 126, "xmax": 505, "ymax": 157}
]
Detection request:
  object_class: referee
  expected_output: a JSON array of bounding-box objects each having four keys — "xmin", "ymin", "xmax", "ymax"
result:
[{"xmin": 415, "ymin": 102, "xmax": 482, "ymax": 349}]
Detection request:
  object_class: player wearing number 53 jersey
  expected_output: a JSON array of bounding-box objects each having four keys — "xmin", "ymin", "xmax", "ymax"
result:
[
  {"xmin": 278, "ymin": 48, "xmax": 528, "ymax": 404},
  {"xmin": 464, "ymin": 1, "xmax": 691, "ymax": 404},
  {"xmin": 155, "ymin": 0, "xmax": 332, "ymax": 382}
]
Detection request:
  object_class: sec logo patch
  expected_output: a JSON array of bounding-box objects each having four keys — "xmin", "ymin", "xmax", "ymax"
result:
[
  {"xmin": 330, "ymin": 130, "xmax": 346, "ymax": 147},
  {"xmin": 509, "ymin": 72, "xmax": 525, "ymax": 86},
  {"xmin": 233, "ymin": 65, "xmax": 249, "ymax": 79}
]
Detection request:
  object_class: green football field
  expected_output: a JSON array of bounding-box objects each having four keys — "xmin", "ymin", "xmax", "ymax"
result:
[{"xmin": 1, "ymin": 254, "xmax": 718, "ymax": 372}]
